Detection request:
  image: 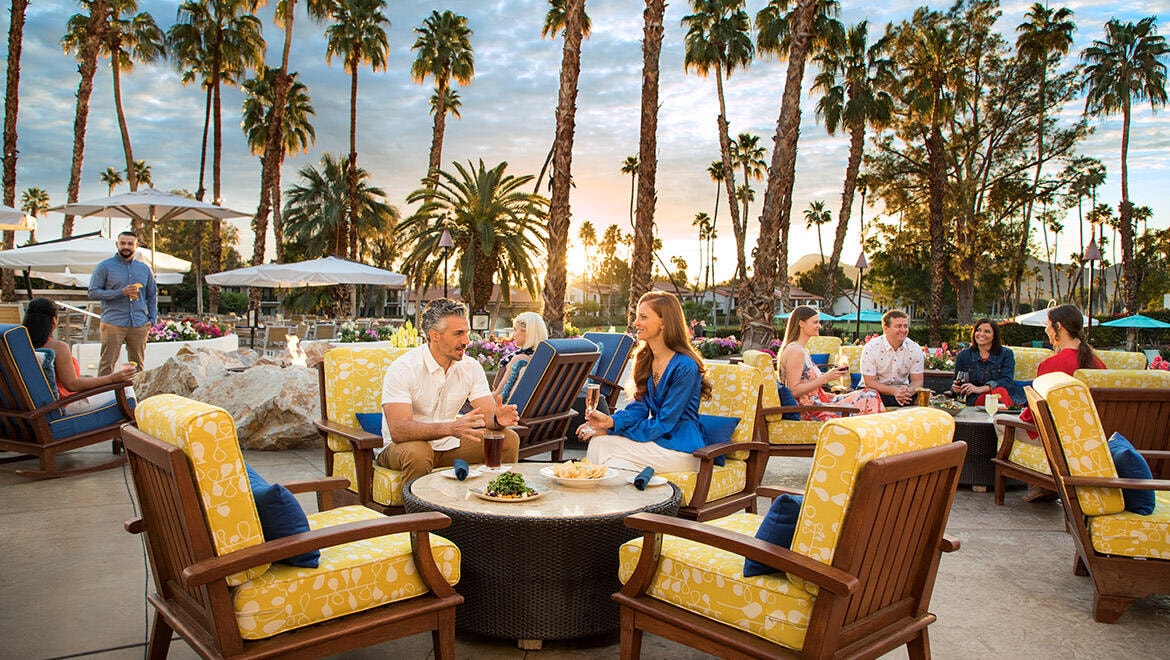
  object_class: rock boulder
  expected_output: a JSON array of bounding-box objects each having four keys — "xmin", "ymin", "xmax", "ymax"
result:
[{"xmin": 190, "ymin": 364, "xmax": 321, "ymax": 450}]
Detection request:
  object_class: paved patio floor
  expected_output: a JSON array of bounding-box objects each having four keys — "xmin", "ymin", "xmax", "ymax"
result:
[{"xmin": 3, "ymin": 442, "xmax": 1168, "ymax": 659}]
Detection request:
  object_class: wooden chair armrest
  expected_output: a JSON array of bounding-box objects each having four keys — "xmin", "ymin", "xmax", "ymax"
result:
[
  {"xmin": 692, "ymin": 441, "xmax": 770, "ymax": 460},
  {"xmin": 125, "ymin": 517, "xmax": 144, "ymax": 534},
  {"xmin": 283, "ymin": 476, "xmax": 351, "ymax": 494},
  {"xmin": 587, "ymin": 374, "xmax": 622, "ymax": 390},
  {"xmin": 313, "ymin": 419, "xmax": 383, "ymax": 451},
  {"xmin": 0, "ymin": 381, "xmax": 136, "ymax": 421},
  {"xmin": 756, "ymin": 485, "xmax": 803, "ymax": 500},
  {"xmin": 1138, "ymin": 450, "xmax": 1170, "ymax": 461},
  {"xmin": 181, "ymin": 512, "xmax": 453, "ymax": 587},
  {"xmin": 517, "ymin": 410, "xmax": 575, "ymax": 427},
  {"xmin": 940, "ymin": 534, "xmax": 961, "ymax": 553},
  {"xmin": 995, "ymin": 415, "xmax": 1035, "ymax": 432},
  {"xmin": 1063, "ymin": 476, "xmax": 1170, "ymax": 491},
  {"xmin": 622, "ymin": 513, "xmax": 858, "ymax": 597}
]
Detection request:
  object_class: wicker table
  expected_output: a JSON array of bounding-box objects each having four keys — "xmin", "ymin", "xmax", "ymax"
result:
[
  {"xmin": 951, "ymin": 406, "xmax": 999, "ymax": 490},
  {"xmin": 403, "ymin": 462, "xmax": 681, "ymax": 649}
]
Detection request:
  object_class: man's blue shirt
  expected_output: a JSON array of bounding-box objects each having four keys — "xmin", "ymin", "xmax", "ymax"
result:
[{"xmin": 88, "ymin": 253, "xmax": 158, "ymax": 328}]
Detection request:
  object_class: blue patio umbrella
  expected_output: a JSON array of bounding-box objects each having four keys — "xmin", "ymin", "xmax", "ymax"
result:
[
  {"xmin": 852, "ymin": 309, "xmax": 885, "ymax": 323},
  {"xmin": 1100, "ymin": 314, "xmax": 1170, "ymax": 329}
]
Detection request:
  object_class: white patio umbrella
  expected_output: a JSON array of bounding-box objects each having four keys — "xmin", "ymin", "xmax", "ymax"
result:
[
  {"xmin": 0, "ymin": 234, "xmax": 191, "ymax": 299},
  {"xmin": 0, "ymin": 204, "xmax": 36, "ymax": 232},
  {"xmin": 1012, "ymin": 307, "xmax": 1096, "ymax": 327},
  {"xmin": 32, "ymin": 268, "xmax": 185, "ymax": 288},
  {"xmin": 48, "ymin": 189, "xmax": 249, "ymax": 313},
  {"xmin": 206, "ymin": 256, "xmax": 405, "ymax": 318}
]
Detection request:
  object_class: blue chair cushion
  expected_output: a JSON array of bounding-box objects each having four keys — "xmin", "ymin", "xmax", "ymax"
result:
[
  {"xmin": 47, "ymin": 398, "xmax": 130, "ymax": 440},
  {"xmin": 507, "ymin": 338, "xmax": 600, "ymax": 412},
  {"xmin": 777, "ymin": 384, "xmax": 801, "ymax": 421},
  {"xmin": 1, "ymin": 324, "xmax": 59, "ymax": 414},
  {"xmin": 698, "ymin": 414, "xmax": 738, "ymax": 467},
  {"xmin": 354, "ymin": 412, "xmax": 383, "ymax": 435},
  {"xmin": 850, "ymin": 373, "xmax": 863, "ymax": 389},
  {"xmin": 582, "ymin": 332, "xmax": 635, "ymax": 397},
  {"xmin": 1108, "ymin": 433, "xmax": 1156, "ymax": 515},
  {"xmin": 246, "ymin": 464, "xmax": 320, "ymax": 567},
  {"xmin": 744, "ymin": 494, "xmax": 804, "ymax": 577},
  {"xmin": 809, "ymin": 353, "xmax": 830, "ymax": 366}
]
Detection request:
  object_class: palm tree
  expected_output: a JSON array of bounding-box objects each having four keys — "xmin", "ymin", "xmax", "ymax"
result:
[
  {"xmin": 812, "ymin": 20, "xmax": 894, "ymax": 304},
  {"xmin": 60, "ymin": 0, "xmax": 113, "ymax": 238},
  {"xmin": 400, "ymin": 160, "xmax": 548, "ymax": 312},
  {"xmin": 706, "ymin": 159, "xmax": 725, "ymax": 227},
  {"xmin": 242, "ymin": 67, "xmax": 316, "ymax": 262},
  {"xmin": 99, "ymin": 0, "xmax": 164, "ymax": 193},
  {"xmin": 739, "ymin": 0, "xmax": 841, "ymax": 349},
  {"xmin": 692, "ymin": 211, "xmax": 714, "ymax": 296},
  {"xmin": 1012, "ymin": 3, "xmax": 1076, "ymax": 313},
  {"xmin": 19, "ymin": 187, "xmax": 48, "ymax": 244},
  {"xmin": 540, "ymin": 0, "xmax": 589, "ymax": 337},
  {"xmin": 130, "ymin": 159, "xmax": 152, "ymax": 187},
  {"xmin": 621, "ymin": 155, "xmax": 638, "ymax": 227},
  {"xmin": 578, "ymin": 219, "xmax": 597, "ymax": 301},
  {"xmin": 411, "ymin": 10, "xmax": 474, "ymax": 183},
  {"xmin": 1082, "ymin": 16, "xmax": 1169, "ymax": 312},
  {"xmin": 100, "ymin": 166, "xmax": 123, "ymax": 195},
  {"xmin": 321, "ymin": 0, "xmax": 389, "ymax": 261},
  {"xmin": 729, "ymin": 132, "xmax": 766, "ymax": 233},
  {"xmin": 804, "ymin": 200, "xmax": 832, "ymax": 270},
  {"xmin": 168, "ymin": 0, "xmax": 264, "ymax": 313},
  {"xmin": 3, "ymin": 0, "xmax": 28, "ymax": 211},
  {"xmin": 682, "ymin": 0, "xmax": 754, "ymax": 283}
]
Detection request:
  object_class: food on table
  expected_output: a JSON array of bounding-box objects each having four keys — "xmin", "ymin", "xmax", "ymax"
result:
[
  {"xmin": 551, "ymin": 460, "xmax": 608, "ymax": 480},
  {"xmin": 484, "ymin": 471, "xmax": 537, "ymax": 498},
  {"xmin": 930, "ymin": 395, "xmax": 965, "ymax": 411}
]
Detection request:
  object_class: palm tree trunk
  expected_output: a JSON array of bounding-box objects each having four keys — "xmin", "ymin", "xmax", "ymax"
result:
[
  {"xmin": 540, "ymin": 0, "xmax": 585, "ymax": 338},
  {"xmin": 741, "ymin": 0, "xmax": 816, "ymax": 351},
  {"xmin": 827, "ymin": 124, "xmax": 864, "ymax": 305},
  {"xmin": 714, "ymin": 71, "xmax": 743, "ymax": 285},
  {"xmin": 63, "ymin": 0, "xmax": 111, "ymax": 239},
  {"xmin": 195, "ymin": 86, "xmax": 211, "ymax": 201},
  {"xmin": 2, "ymin": 0, "xmax": 28, "ymax": 301},
  {"xmin": 926, "ymin": 114, "xmax": 946, "ymax": 346},
  {"xmin": 428, "ymin": 77, "xmax": 448, "ymax": 181},
  {"xmin": 111, "ymin": 46, "xmax": 141, "ymax": 238},
  {"xmin": 627, "ymin": 0, "xmax": 664, "ymax": 326},
  {"xmin": 1119, "ymin": 100, "xmax": 1137, "ymax": 312},
  {"xmin": 347, "ymin": 63, "xmax": 359, "ymax": 262},
  {"xmin": 209, "ymin": 50, "xmax": 224, "ymax": 314},
  {"xmin": 1010, "ymin": 73, "xmax": 1048, "ymax": 316}
]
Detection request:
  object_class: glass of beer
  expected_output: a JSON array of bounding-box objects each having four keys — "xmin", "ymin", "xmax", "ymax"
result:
[
  {"xmin": 915, "ymin": 387, "xmax": 932, "ymax": 407},
  {"xmin": 585, "ymin": 383, "xmax": 601, "ymax": 416},
  {"xmin": 483, "ymin": 430, "xmax": 504, "ymax": 470}
]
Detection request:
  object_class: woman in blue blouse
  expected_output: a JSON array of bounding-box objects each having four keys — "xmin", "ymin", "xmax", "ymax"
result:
[
  {"xmin": 577, "ymin": 291, "xmax": 711, "ymax": 473},
  {"xmin": 952, "ymin": 318, "xmax": 1026, "ymax": 406}
]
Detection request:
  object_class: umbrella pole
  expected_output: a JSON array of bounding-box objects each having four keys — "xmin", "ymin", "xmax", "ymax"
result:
[{"xmin": 21, "ymin": 270, "xmax": 32, "ymax": 300}]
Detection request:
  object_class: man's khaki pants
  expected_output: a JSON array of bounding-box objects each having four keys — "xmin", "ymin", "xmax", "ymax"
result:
[
  {"xmin": 99, "ymin": 322, "xmax": 149, "ymax": 376},
  {"xmin": 376, "ymin": 429, "xmax": 521, "ymax": 484}
]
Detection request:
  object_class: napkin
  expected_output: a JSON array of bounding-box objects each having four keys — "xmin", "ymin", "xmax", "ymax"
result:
[
  {"xmin": 633, "ymin": 466, "xmax": 655, "ymax": 490},
  {"xmin": 453, "ymin": 459, "xmax": 470, "ymax": 481}
]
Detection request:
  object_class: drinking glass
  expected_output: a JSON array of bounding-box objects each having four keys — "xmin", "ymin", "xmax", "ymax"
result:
[
  {"xmin": 585, "ymin": 383, "xmax": 601, "ymax": 416},
  {"xmin": 483, "ymin": 431, "xmax": 504, "ymax": 469},
  {"xmin": 984, "ymin": 393, "xmax": 1000, "ymax": 417}
]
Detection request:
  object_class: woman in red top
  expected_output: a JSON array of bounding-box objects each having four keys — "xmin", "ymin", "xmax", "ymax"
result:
[{"xmin": 1021, "ymin": 304, "xmax": 1105, "ymax": 501}]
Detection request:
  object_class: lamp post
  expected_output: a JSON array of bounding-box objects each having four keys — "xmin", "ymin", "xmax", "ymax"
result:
[
  {"xmin": 438, "ymin": 229, "xmax": 454, "ymax": 299},
  {"xmin": 853, "ymin": 252, "xmax": 867, "ymax": 341},
  {"xmin": 1084, "ymin": 236, "xmax": 1102, "ymax": 340}
]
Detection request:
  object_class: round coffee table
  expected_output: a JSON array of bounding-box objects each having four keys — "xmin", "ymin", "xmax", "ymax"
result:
[
  {"xmin": 950, "ymin": 406, "xmax": 1001, "ymax": 489},
  {"xmin": 403, "ymin": 462, "xmax": 680, "ymax": 648}
]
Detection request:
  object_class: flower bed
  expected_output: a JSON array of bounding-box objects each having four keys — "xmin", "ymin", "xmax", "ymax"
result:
[
  {"xmin": 148, "ymin": 318, "xmax": 232, "ymax": 343},
  {"xmin": 923, "ymin": 344, "xmax": 957, "ymax": 371},
  {"xmin": 337, "ymin": 320, "xmax": 420, "ymax": 345},
  {"xmin": 466, "ymin": 337, "xmax": 519, "ymax": 371}
]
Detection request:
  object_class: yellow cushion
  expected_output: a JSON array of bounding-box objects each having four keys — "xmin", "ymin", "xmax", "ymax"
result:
[
  {"xmin": 332, "ymin": 450, "xmax": 406, "ymax": 507},
  {"xmin": 233, "ymin": 504, "xmax": 461, "ymax": 640},
  {"xmin": 837, "ymin": 345, "xmax": 863, "ymax": 372},
  {"xmin": 805, "ymin": 336, "xmax": 842, "ymax": 363},
  {"xmin": 764, "ymin": 419, "xmax": 823, "ymax": 446},
  {"xmin": 660, "ymin": 459, "xmax": 746, "ymax": 507},
  {"xmin": 701, "ymin": 361, "xmax": 762, "ymax": 461},
  {"xmin": 321, "ymin": 346, "xmax": 412, "ymax": 452},
  {"xmin": 1031, "ymin": 372, "xmax": 1124, "ymax": 516},
  {"xmin": 135, "ymin": 394, "xmax": 268, "ymax": 586},
  {"xmin": 618, "ymin": 512, "xmax": 815, "ymax": 650},
  {"xmin": 1088, "ymin": 491, "xmax": 1170, "ymax": 560},
  {"xmin": 1074, "ymin": 368, "xmax": 1170, "ymax": 389},
  {"xmin": 1007, "ymin": 440, "xmax": 1050, "ymax": 475},
  {"xmin": 743, "ymin": 350, "xmax": 780, "ymax": 409},
  {"xmin": 789, "ymin": 407, "xmax": 954, "ymax": 593},
  {"xmin": 1097, "ymin": 351, "xmax": 1148, "ymax": 371},
  {"xmin": 1006, "ymin": 346, "xmax": 1053, "ymax": 380}
]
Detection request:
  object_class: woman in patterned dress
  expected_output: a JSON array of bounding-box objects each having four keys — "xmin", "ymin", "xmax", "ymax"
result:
[{"xmin": 778, "ymin": 306, "xmax": 884, "ymax": 421}]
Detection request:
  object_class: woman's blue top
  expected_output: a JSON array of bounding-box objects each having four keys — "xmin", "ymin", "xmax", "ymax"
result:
[
  {"xmin": 610, "ymin": 352, "xmax": 704, "ymax": 454},
  {"xmin": 953, "ymin": 346, "xmax": 1025, "ymax": 406}
]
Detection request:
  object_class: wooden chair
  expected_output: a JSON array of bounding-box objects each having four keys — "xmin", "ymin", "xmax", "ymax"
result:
[
  {"xmin": 1026, "ymin": 373, "xmax": 1170, "ymax": 623},
  {"xmin": 503, "ymin": 338, "xmax": 600, "ymax": 461},
  {"xmin": 0, "ymin": 323, "xmax": 134, "ymax": 478},
  {"xmin": 315, "ymin": 345, "xmax": 414, "ymax": 514},
  {"xmin": 262, "ymin": 325, "xmax": 290, "ymax": 357},
  {"xmin": 614, "ymin": 407, "xmax": 964, "ymax": 658},
  {"xmin": 743, "ymin": 350, "xmax": 858, "ymax": 458},
  {"xmin": 657, "ymin": 361, "xmax": 769, "ymax": 521},
  {"xmin": 993, "ymin": 369, "xmax": 1170, "ymax": 504},
  {"xmin": 124, "ymin": 394, "xmax": 463, "ymax": 658},
  {"xmin": 314, "ymin": 323, "xmax": 337, "ymax": 340},
  {"xmin": 583, "ymin": 331, "xmax": 636, "ymax": 409}
]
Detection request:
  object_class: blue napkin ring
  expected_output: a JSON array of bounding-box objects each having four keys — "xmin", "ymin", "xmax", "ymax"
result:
[
  {"xmin": 633, "ymin": 466, "xmax": 654, "ymax": 490},
  {"xmin": 453, "ymin": 459, "xmax": 470, "ymax": 481}
]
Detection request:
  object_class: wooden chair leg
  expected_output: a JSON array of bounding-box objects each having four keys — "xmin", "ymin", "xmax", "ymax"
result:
[
  {"xmin": 620, "ymin": 607, "xmax": 642, "ymax": 660},
  {"xmin": 1093, "ymin": 593, "xmax": 1135, "ymax": 623},
  {"xmin": 433, "ymin": 610, "xmax": 456, "ymax": 660},
  {"xmin": 907, "ymin": 629, "xmax": 931, "ymax": 660},
  {"xmin": 1073, "ymin": 554, "xmax": 1089, "ymax": 577},
  {"xmin": 993, "ymin": 469, "xmax": 1006, "ymax": 506},
  {"xmin": 147, "ymin": 611, "xmax": 172, "ymax": 660}
]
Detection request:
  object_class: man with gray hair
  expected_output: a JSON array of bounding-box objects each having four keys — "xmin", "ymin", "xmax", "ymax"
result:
[{"xmin": 375, "ymin": 298, "xmax": 521, "ymax": 483}]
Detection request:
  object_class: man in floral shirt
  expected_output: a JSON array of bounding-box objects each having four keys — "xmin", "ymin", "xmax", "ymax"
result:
[
  {"xmin": 860, "ymin": 309, "xmax": 924, "ymax": 407},
  {"xmin": 88, "ymin": 231, "xmax": 157, "ymax": 376}
]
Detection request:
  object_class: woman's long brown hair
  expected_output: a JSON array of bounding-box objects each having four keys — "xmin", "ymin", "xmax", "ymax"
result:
[
  {"xmin": 630, "ymin": 291, "xmax": 712, "ymax": 402},
  {"xmin": 1048, "ymin": 304, "xmax": 1100, "ymax": 369}
]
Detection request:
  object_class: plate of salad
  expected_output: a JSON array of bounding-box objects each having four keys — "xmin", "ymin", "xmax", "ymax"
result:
[{"xmin": 469, "ymin": 470, "xmax": 547, "ymax": 502}]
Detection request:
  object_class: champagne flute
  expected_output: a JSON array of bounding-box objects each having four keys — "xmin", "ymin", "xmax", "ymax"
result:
[{"xmin": 585, "ymin": 383, "xmax": 601, "ymax": 416}]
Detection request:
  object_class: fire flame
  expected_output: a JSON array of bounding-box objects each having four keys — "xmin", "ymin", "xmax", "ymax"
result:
[{"xmin": 286, "ymin": 333, "xmax": 307, "ymax": 367}]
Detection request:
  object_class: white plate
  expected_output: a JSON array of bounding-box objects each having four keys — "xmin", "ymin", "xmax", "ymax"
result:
[
  {"xmin": 468, "ymin": 486, "xmax": 547, "ymax": 503},
  {"xmin": 539, "ymin": 466, "xmax": 624, "ymax": 488},
  {"xmin": 626, "ymin": 475, "xmax": 668, "ymax": 487},
  {"xmin": 439, "ymin": 467, "xmax": 482, "ymax": 480}
]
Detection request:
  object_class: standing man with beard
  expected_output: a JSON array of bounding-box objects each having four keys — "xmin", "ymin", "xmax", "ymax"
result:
[{"xmin": 88, "ymin": 231, "xmax": 157, "ymax": 376}]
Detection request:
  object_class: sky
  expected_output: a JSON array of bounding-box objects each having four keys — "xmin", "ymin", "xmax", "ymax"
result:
[{"xmin": 3, "ymin": 0, "xmax": 1168, "ymax": 286}]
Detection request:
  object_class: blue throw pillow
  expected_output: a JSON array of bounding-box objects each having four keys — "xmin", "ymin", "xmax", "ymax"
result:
[
  {"xmin": 1108, "ymin": 433, "xmax": 1156, "ymax": 515},
  {"xmin": 744, "ymin": 494, "xmax": 803, "ymax": 577},
  {"xmin": 776, "ymin": 384, "xmax": 801, "ymax": 421},
  {"xmin": 698, "ymin": 414, "xmax": 739, "ymax": 467},
  {"xmin": 354, "ymin": 412, "xmax": 383, "ymax": 435},
  {"xmin": 809, "ymin": 353, "xmax": 830, "ymax": 366},
  {"xmin": 34, "ymin": 348, "xmax": 57, "ymax": 396},
  {"xmin": 246, "ymin": 464, "xmax": 320, "ymax": 568}
]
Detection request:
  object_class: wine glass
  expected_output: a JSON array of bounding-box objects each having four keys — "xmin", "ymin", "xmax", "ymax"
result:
[
  {"xmin": 953, "ymin": 371, "xmax": 969, "ymax": 397},
  {"xmin": 585, "ymin": 383, "xmax": 601, "ymax": 416},
  {"xmin": 984, "ymin": 393, "xmax": 1000, "ymax": 417}
]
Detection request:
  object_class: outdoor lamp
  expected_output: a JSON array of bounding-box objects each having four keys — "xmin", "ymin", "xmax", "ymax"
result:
[
  {"xmin": 471, "ymin": 308, "xmax": 491, "ymax": 333},
  {"xmin": 1084, "ymin": 237, "xmax": 1102, "ymax": 338},
  {"xmin": 853, "ymin": 252, "xmax": 868, "ymax": 341},
  {"xmin": 439, "ymin": 229, "xmax": 454, "ymax": 299}
]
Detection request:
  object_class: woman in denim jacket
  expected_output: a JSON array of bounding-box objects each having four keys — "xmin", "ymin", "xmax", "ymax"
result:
[{"xmin": 952, "ymin": 318, "xmax": 1026, "ymax": 406}]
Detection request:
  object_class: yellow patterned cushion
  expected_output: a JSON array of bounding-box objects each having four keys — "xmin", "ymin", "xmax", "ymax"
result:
[
  {"xmin": 332, "ymin": 451, "xmax": 406, "ymax": 507},
  {"xmin": 1031, "ymin": 373, "xmax": 1124, "ymax": 516},
  {"xmin": 233, "ymin": 504, "xmax": 461, "ymax": 640},
  {"xmin": 1007, "ymin": 440, "xmax": 1051, "ymax": 475},
  {"xmin": 743, "ymin": 350, "xmax": 780, "ymax": 409},
  {"xmin": 1074, "ymin": 369, "xmax": 1170, "ymax": 389},
  {"xmin": 1097, "ymin": 351, "xmax": 1148, "ymax": 370},
  {"xmin": 135, "ymin": 394, "xmax": 268, "ymax": 586},
  {"xmin": 660, "ymin": 459, "xmax": 746, "ymax": 507},
  {"xmin": 742, "ymin": 351, "xmax": 829, "ymax": 447},
  {"xmin": 1007, "ymin": 346, "xmax": 1053, "ymax": 380},
  {"xmin": 618, "ymin": 512, "xmax": 815, "ymax": 650},
  {"xmin": 701, "ymin": 361, "xmax": 762, "ymax": 461},
  {"xmin": 789, "ymin": 407, "xmax": 955, "ymax": 594},
  {"xmin": 805, "ymin": 336, "xmax": 842, "ymax": 362},
  {"xmin": 321, "ymin": 346, "xmax": 412, "ymax": 452},
  {"xmin": 836, "ymin": 345, "xmax": 863, "ymax": 374},
  {"xmin": 1088, "ymin": 491, "xmax": 1170, "ymax": 559}
]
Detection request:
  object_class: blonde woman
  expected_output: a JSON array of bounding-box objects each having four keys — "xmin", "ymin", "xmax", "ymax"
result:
[
  {"xmin": 493, "ymin": 311, "xmax": 549, "ymax": 402},
  {"xmin": 779, "ymin": 306, "xmax": 884, "ymax": 420}
]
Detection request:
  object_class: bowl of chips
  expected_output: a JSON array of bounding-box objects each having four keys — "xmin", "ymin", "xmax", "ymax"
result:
[{"xmin": 539, "ymin": 460, "xmax": 622, "ymax": 488}]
